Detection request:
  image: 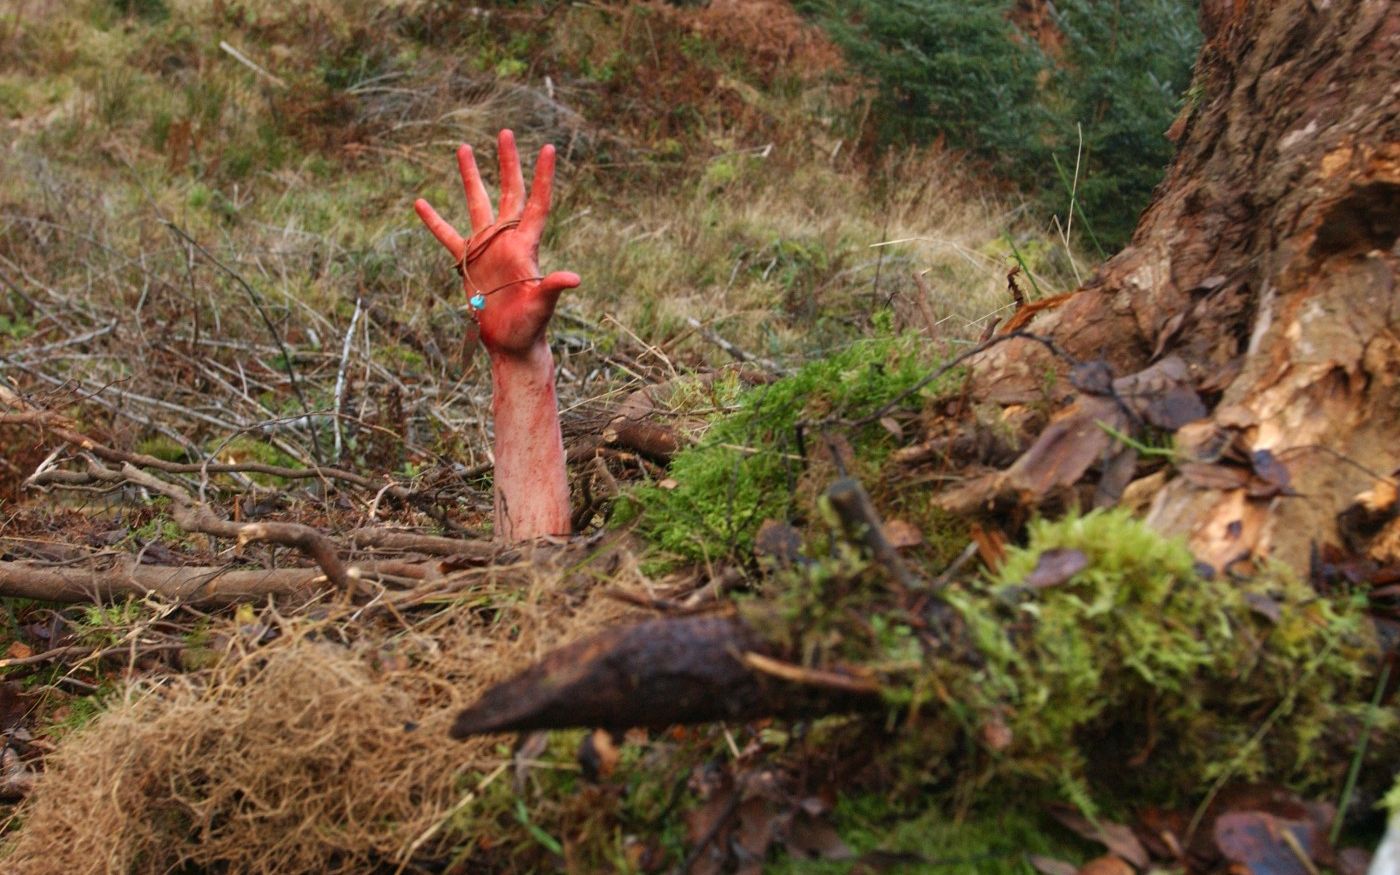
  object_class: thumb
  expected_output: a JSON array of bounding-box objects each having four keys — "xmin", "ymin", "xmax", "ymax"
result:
[{"xmin": 537, "ymin": 270, "xmax": 580, "ymax": 302}]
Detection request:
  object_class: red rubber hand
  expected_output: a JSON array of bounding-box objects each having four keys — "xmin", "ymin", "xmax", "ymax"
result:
[{"xmin": 414, "ymin": 130, "xmax": 580, "ymax": 358}]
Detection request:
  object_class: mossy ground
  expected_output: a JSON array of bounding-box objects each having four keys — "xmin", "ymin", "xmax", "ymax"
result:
[
  {"xmin": 941, "ymin": 511, "xmax": 1388, "ymax": 804},
  {"xmin": 614, "ymin": 330, "xmax": 965, "ymax": 569},
  {"xmin": 773, "ymin": 796, "xmax": 1092, "ymax": 874},
  {"xmin": 607, "ymin": 326, "xmax": 1394, "ymax": 852}
]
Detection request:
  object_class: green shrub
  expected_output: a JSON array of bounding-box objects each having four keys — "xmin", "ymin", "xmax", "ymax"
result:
[
  {"xmin": 810, "ymin": 1, "xmax": 1051, "ymax": 171},
  {"xmin": 807, "ymin": 0, "xmax": 1200, "ymax": 251},
  {"xmin": 1050, "ymin": 0, "xmax": 1201, "ymax": 248}
]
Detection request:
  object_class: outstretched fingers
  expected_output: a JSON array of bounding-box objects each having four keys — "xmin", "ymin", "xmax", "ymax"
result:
[
  {"xmin": 496, "ymin": 129, "xmax": 526, "ymax": 219},
  {"xmin": 413, "ymin": 198, "xmax": 465, "ymax": 259},
  {"xmin": 457, "ymin": 145, "xmax": 494, "ymax": 232},
  {"xmin": 519, "ymin": 144, "xmax": 558, "ymax": 240}
]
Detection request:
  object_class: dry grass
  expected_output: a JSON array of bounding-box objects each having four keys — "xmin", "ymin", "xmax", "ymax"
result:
[
  {"xmin": 555, "ymin": 143, "xmax": 1057, "ymax": 357},
  {"xmin": 2, "ymin": 556, "xmax": 641, "ymax": 873},
  {"xmin": 0, "ymin": 2, "xmax": 1095, "ymax": 869},
  {"xmin": 0, "ymin": 0, "xmax": 1076, "ymax": 483}
]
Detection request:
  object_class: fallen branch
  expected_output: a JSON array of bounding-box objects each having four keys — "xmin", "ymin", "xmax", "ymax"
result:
[
  {"xmin": 0, "ymin": 641, "xmax": 185, "ymax": 670},
  {"xmin": 217, "ymin": 39, "xmax": 287, "ymax": 88},
  {"xmin": 122, "ymin": 460, "xmax": 349, "ymax": 590},
  {"xmin": 602, "ymin": 418, "xmax": 681, "ymax": 462},
  {"xmin": 685, "ymin": 317, "xmax": 788, "ymax": 376},
  {"xmin": 0, "ymin": 559, "xmax": 322, "ymax": 604},
  {"xmin": 450, "ymin": 614, "xmax": 882, "ymax": 736},
  {"xmin": 825, "ymin": 477, "xmax": 920, "ymax": 592},
  {"xmin": 159, "ymin": 219, "xmax": 322, "ymax": 461},
  {"xmin": 31, "ymin": 457, "xmax": 352, "ymax": 592},
  {"xmin": 0, "ymin": 395, "xmax": 416, "ymax": 502},
  {"xmin": 345, "ymin": 527, "xmax": 499, "ymax": 559}
]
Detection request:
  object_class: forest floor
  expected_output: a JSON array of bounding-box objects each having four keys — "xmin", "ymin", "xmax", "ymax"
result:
[{"xmin": 0, "ymin": 2, "xmax": 1393, "ymax": 873}]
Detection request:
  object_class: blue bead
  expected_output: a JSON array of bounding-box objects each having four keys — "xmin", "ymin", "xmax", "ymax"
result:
[{"xmin": 470, "ymin": 294, "xmax": 486, "ymax": 310}]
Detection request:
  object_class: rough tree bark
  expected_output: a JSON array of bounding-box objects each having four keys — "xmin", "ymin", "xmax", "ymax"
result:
[
  {"xmin": 964, "ymin": 0, "xmax": 1399, "ymax": 572},
  {"xmin": 454, "ymin": 0, "xmax": 1400, "ymax": 733}
]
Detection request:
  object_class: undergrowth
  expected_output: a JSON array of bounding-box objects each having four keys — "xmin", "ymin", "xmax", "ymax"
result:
[
  {"xmin": 614, "ymin": 331, "xmax": 961, "ymax": 567},
  {"xmin": 747, "ymin": 507, "xmax": 1396, "ymax": 818}
]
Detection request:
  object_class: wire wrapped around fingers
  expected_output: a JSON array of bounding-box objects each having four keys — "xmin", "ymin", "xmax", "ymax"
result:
[{"xmin": 452, "ymin": 219, "xmax": 522, "ymax": 278}]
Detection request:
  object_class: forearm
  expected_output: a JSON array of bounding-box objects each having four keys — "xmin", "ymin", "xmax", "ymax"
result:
[{"xmin": 489, "ymin": 341, "xmax": 570, "ymax": 541}]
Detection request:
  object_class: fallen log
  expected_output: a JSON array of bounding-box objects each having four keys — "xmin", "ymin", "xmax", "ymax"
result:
[
  {"xmin": 450, "ymin": 614, "xmax": 882, "ymax": 736},
  {"xmin": 0, "ymin": 559, "xmax": 322, "ymax": 605}
]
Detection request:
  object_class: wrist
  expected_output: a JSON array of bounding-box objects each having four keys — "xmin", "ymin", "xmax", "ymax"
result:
[{"xmin": 488, "ymin": 337, "xmax": 555, "ymax": 384}]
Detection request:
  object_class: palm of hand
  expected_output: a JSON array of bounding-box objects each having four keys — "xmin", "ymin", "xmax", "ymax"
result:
[{"xmin": 414, "ymin": 130, "xmax": 579, "ymax": 357}]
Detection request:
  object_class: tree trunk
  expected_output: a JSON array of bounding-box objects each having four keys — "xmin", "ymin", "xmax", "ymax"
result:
[{"xmin": 966, "ymin": 0, "xmax": 1399, "ymax": 572}]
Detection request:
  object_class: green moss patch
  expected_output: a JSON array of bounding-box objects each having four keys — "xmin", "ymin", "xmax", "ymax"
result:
[{"xmin": 615, "ymin": 333, "xmax": 960, "ymax": 568}]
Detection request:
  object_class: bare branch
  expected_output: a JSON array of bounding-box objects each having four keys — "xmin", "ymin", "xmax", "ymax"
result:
[{"xmin": 0, "ymin": 559, "xmax": 321, "ymax": 605}]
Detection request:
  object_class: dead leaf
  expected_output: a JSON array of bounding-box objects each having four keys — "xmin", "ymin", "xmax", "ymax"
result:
[
  {"xmin": 1249, "ymin": 449, "xmax": 1295, "ymax": 498},
  {"xmin": 1196, "ymin": 274, "xmax": 1229, "ymax": 292},
  {"xmin": 1120, "ymin": 469, "xmax": 1170, "ymax": 514},
  {"xmin": 1023, "ymin": 548, "xmax": 1089, "ymax": 589},
  {"xmin": 1005, "ymin": 396, "xmax": 1127, "ymax": 498},
  {"xmin": 621, "ymin": 835, "xmax": 664, "ymax": 873},
  {"xmin": 1000, "ymin": 291, "xmax": 1073, "ymax": 333},
  {"xmin": 1214, "ymin": 810, "xmax": 1324, "ymax": 875},
  {"xmin": 0, "ymin": 746, "xmax": 37, "ymax": 801},
  {"xmin": 1028, "ymin": 854, "xmax": 1079, "ymax": 875},
  {"xmin": 1070, "ymin": 360, "xmax": 1116, "ymax": 396},
  {"xmin": 735, "ymin": 796, "xmax": 782, "ymax": 872},
  {"xmin": 1136, "ymin": 805, "xmax": 1190, "ymax": 862},
  {"xmin": 1244, "ymin": 592, "xmax": 1283, "ymax": 623},
  {"xmin": 1175, "ymin": 420, "xmax": 1231, "ymax": 463},
  {"xmin": 798, "ymin": 792, "xmax": 834, "ymax": 817},
  {"xmin": 979, "ymin": 714, "xmax": 1013, "ymax": 751},
  {"xmin": 1335, "ymin": 846, "xmax": 1372, "ymax": 875},
  {"xmin": 786, "ymin": 811, "xmax": 854, "ymax": 861},
  {"xmin": 1112, "ymin": 355, "xmax": 1207, "ymax": 429},
  {"xmin": 515, "ymin": 730, "xmax": 549, "ymax": 790},
  {"xmin": 1336, "ymin": 475, "xmax": 1400, "ymax": 558},
  {"xmin": 1153, "ymin": 310, "xmax": 1187, "ymax": 359},
  {"xmin": 685, "ymin": 782, "xmax": 736, "ymax": 848},
  {"xmin": 5, "ymin": 641, "xmax": 32, "ymax": 660},
  {"xmin": 1049, "ymin": 804, "xmax": 1150, "ymax": 869},
  {"xmin": 878, "ymin": 416, "xmax": 904, "ymax": 439},
  {"xmin": 1141, "ymin": 386, "xmax": 1208, "ymax": 430},
  {"xmin": 0, "ymin": 683, "xmax": 31, "ymax": 731},
  {"xmin": 577, "ymin": 728, "xmax": 620, "ymax": 781},
  {"xmin": 1179, "ymin": 462, "xmax": 1252, "ymax": 491},
  {"xmin": 1076, "ymin": 855, "xmax": 1134, "ymax": 875},
  {"xmin": 1359, "ymin": 476, "xmax": 1399, "ymax": 513},
  {"xmin": 882, "ymin": 519, "xmax": 923, "ymax": 549},
  {"xmin": 935, "ymin": 469, "xmax": 1010, "ymax": 515},
  {"xmin": 1094, "ymin": 444, "xmax": 1139, "ymax": 508},
  {"xmin": 755, "ymin": 519, "xmax": 803, "ymax": 567}
]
